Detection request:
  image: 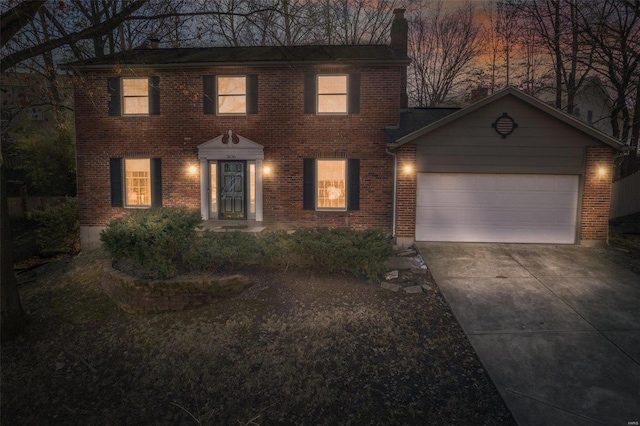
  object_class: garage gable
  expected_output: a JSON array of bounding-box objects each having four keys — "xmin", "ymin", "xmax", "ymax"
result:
[{"xmin": 390, "ymin": 89, "xmax": 624, "ymax": 175}]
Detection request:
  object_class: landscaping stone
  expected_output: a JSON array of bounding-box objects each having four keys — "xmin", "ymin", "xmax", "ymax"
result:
[
  {"xmin": 381, "ymin": 282, "xmax": 401, "ymax": 292},
  {"xmin": 385, "ymin": 270, "xmax": 399, "ymax": 280},
  {"xmin": 404, "ymin": 285, "xmax": 423, "ymax": 294}
]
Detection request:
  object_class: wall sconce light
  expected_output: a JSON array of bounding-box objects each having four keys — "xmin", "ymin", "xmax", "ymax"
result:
[
  {"xmin": 597, "ymin": 167, "xmax": 606, "ymax": 177},
  {"xmin": 403, "ymin": 164, "xmax": 413, "ymax": 174},
  {"xmin": 263, "ymin": 165, "xmax": 272, "ymax": 176},
  {"xmin": 188, "ymin": 165, "xmax": 198, "ymax": 175}
]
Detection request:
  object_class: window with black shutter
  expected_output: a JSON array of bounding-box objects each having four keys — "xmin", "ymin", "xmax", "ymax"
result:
[
  {"xmin": 110, "ymin": 158, "xmax": 162, "ymax": 208},
  {"xmin": 107, "ymin": 77, "xmax": 160, "ymax": 116},
  {"xmin": 303, "ymin": 158, "xmax": 360, "ymax": 211}
]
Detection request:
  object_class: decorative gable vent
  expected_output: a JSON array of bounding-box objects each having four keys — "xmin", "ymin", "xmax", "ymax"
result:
[{"xmin": 492, "ymin": 113, "xmax": 518, "ymax": 138}]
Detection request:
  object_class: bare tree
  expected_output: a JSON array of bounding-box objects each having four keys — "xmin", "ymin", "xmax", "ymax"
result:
[
  {"xmin": 578, "ymin": 0, "xmax": 640, "ymax": 175},
  {"xmin": 407, "ymin": 1, "xmax": 481, "ymax": 106},
  {"xmin": 516, "ymin": 0, "xmax": 595, "ymax": 114}
]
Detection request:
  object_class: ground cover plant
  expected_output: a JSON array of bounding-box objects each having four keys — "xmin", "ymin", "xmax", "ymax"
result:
[{"xmin": 1, "ymin": 251, "xmax": 516, "ymax": 425}]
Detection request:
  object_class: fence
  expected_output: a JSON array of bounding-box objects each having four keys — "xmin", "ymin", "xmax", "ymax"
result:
[
  {"xmin": 7, "ymin": 196, "xmax": 67, "ymax": 220},
  {"xmin": 610, "ymin": 171, "xmax": 640, "ymax": 219}
]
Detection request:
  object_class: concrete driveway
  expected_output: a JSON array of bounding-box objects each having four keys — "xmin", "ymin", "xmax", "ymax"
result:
[{"xmin": 416, "ymin": 243, "xmax": 640, "ymax": 426}]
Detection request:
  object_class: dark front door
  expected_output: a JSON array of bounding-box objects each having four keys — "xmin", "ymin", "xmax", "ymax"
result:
[{"xmin": 220, "ymin": 161, "xmax": 246, "ymax": 219}]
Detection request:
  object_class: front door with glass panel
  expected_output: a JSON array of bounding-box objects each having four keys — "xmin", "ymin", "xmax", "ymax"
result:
[{"xmin": 218, "ymin": 161, "xmax": 246, "ymax": 219}]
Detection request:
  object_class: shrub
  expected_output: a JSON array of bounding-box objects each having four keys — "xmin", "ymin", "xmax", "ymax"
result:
[
  {"xmin": 286, "ymin": 228, "xmax": 392, "ymax": 283},
  {"xmin": 100, "ymin": 207, "xmax": 202, "ymax": 279},
  {"xmin": 31, "ymin": 197, "xmax": 80, "ymax": 256},
  {"xmin": 189, "ymin": 230, "xmax": 264, "ymax": 272}
]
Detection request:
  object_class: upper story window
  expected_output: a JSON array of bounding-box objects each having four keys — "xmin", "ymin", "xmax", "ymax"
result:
[
  {"xmin": 217, "ymin": 76, "xmax": 247, "ymax": 114},
  {"xmin": 122, "ymin": 78, "xmax": 149, "ymax": 115},
  {"xmin": 317, "ymin": 75, "xmax": 348, "ymax": 114},
  {"xmin": 203, "ymin": 75, "xmax": 258, "ymax": 115},
  {"xmin": 305, "ymin": 73, "xmax": 360, "ymax": 115},
  {"xmin": 107, "ymin": 76, "xmax": 160, "ymax": 117}
]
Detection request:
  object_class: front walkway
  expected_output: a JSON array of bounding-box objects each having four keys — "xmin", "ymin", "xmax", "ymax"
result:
[
  {"xmin": 200, "ymin": 219, "xmax": 267, "ymax": 233},
  {"xmin": 416, "ymin": 243, "xmax": 640, "ymax": 426}
]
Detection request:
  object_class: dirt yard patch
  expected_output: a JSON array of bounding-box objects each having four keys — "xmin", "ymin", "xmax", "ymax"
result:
[{"xmin": 2, "ymin": 251, "xmax": 514, "ymax": 425}]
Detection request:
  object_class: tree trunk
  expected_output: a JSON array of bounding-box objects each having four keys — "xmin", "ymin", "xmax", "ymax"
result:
[{"xmin": 1, "ymin": 161, "xmax": 28, "ymax": 345}]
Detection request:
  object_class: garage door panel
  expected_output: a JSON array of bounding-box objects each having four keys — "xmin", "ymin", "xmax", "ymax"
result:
[{"xmin": 416, "ymin": 174, "xmax": 579, "ymax": 244}]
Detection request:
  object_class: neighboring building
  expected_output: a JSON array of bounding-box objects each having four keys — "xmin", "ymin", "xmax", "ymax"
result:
[
  {"xmin": 537, "ymin": 77, "xmax": 614, "ymax": 136},
  {"xmin": 64, "ymin": 10, "xmax": 411, "ymax": 251},
  {"xmin": 388, "ymin": 87, "xmax": 626, "ymax": 246}
]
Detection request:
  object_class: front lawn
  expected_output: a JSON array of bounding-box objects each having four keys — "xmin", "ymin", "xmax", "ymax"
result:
[{"xmin": 1, "ymin": 252, "xmax": 515, "ymax": 425}]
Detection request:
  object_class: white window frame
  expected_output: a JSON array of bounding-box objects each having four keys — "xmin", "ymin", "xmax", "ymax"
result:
[
  {"xmin": 121, "ymin": 77, "xmax": 149, "ymax": 116},
  {"xmin": 217, "ymin": 75, "xmax": 247, "ymax": 115},
  {"xmin": 124, "ymin": 158, "xmax": 151, "ymax": 208},
  {"xmin": 316, "ymin": 159, "xmax": 347, "ymax": 211},
  {"xmin": 317, "ymin": 74, "xmax": 348, "ymax": 115}
]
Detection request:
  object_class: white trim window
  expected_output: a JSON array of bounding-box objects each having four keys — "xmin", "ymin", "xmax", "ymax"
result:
[
  {"xmin": 317, "ymin": 159, "xmax": 347, "ymax": 210},
  {"xmin": 124, "ymin": 158, "xmax": 151, "ymax": 207},
  {"xmin": 122, "ymin": 78, "xmax": 149, "ymax": 115},
  {"xmin": 217, "ymin": 76, "xmax": 247, "ymax": 114},
  {"xmin": 317, "ymin": 75, "xmax": 348, "ymax": 114}
]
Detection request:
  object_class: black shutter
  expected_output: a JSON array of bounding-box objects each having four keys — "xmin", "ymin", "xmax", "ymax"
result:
[
  {"xmin": 303, "ymin": 159, "xmax": 316, "ymax": 210},
  {"xmin": 107, "ymin": 77, "xmax": 121, "ymax": 116},
  {"xmin": 347, "ymin": 159, "xmax": 360, "ymax": 210},
  {"xmin": 149, "ymin": 76, "xmax": 160, "ymax": 115},
  {"xmin": 348, "ymin": 73, "xmax": 361, "ymax": 114},
  {"xmin": 203, "ymin": 75, "xmax": 215, "ymax": 114},
  {"xmin": 110, "ymin": 158, "xmax": 123, "ymax": 207},
  {"xmin": 247, "ymin": 74, "xmax": 258, "ymax": 114},
  {"xmin": 304, "ymin": 73, "xmax": 316, "ymax": 114},
  {"xmin": 151, "ymin": 158, "xmax": 162, "ymax": 207}
]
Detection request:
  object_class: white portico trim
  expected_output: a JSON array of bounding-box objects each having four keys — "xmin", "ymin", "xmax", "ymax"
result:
[{"xmin": 198, "ymin": 131, "xmax": 265, "ymax": 221}]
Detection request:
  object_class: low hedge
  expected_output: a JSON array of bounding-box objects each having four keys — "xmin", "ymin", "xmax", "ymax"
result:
[{"xmin": 101, "ymin": 208, "xmax": 392, "ymax": 282}]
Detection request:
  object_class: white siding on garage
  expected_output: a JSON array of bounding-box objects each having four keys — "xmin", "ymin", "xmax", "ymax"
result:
[{"xmin": 416, "ymin": 174, "xmax": 579, "ymax": 243}]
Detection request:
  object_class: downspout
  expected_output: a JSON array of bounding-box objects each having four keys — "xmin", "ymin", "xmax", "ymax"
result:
[{"xmin": 386, "ymin": 147, "xmax": 398, "ymax": 240}]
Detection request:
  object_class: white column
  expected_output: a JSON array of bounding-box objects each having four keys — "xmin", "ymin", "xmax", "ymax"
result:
[
  {"xmin": 200, "ymin": 159, "xmax": 209, "ymax": 220},
  {"xmin": 256, "ymin": 159, "xmax": 263, "ymax": 222}
]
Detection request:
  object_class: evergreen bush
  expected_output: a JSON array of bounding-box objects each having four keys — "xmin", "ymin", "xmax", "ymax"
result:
[
  {"xmin": 31, "ymin": 197, "xmax": 80, "ymax": 256},
  {"xmin": 100, "ymin": 207, "xmax": 202, "ymax": 279}
]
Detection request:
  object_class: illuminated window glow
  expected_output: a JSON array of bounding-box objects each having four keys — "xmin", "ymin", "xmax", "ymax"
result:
[
  {"xmin": 317, "ymin": 159, "xmax": 346, "ymax": 209},
  {"xmin": 317, "ymin": 75, "xmax": 347, "ymax": 114},
  {"xmin": 217, "ymin": 76, "xmax": 247, "ymax": 114},
  {"xmin": 122, "ymin": 78, "xmax": 149, "ymax": 115},
  {"xmin": 124, "ymin": 159, "xmax": 151, "ymax": 206}
]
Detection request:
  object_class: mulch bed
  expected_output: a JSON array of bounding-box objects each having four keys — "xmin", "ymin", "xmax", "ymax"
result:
[{"xmin": 2, "ymin": 251, "xmax": 515, "ymax": 425}]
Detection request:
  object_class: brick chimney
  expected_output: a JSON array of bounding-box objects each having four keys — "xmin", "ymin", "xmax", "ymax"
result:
[{"xmin": 391, "ymin": 9, "xmax": 408, "ymax": 108}]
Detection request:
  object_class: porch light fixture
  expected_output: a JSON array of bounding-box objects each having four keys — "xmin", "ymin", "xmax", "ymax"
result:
[
  {"xmin": 598, "ymin": 167, "xmax": 607, "ymax": 177},
  {"xmin": 403, "ymin": 164, "xmax": 413, "ymax": 174},
  {"xmin": 263, "ymin": 165, "xmax": 272, "ymax": 176},
  {"xmin": 492, "ymin": 113, "xmax": 518, "ymax": 138},
  {"xmin": 188, "ymin": 164, "xmax": 198, "ymax": 175}
]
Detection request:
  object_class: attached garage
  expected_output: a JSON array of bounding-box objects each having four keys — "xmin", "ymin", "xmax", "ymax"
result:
[
  {"xmin": 388, "ymin": 87, "xmax": 626, "ymax": 246},
  {"xmin": 415, "ymin": 173, "xmax": 579, "ymax": 243}
]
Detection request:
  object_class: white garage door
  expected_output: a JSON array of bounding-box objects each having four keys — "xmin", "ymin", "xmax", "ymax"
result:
[{"xmin": 416, "ymin": 174, "xmax": 579, "ymax": 244}]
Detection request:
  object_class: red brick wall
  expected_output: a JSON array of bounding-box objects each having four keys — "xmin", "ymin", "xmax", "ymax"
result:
[
  {"xmin": 74, "ymin": 65, "xmax": 402, "ymax": 232},
  {"xmin": 580, "ymin": 146, "xmax": 615, "ymax": 241},
  {"xmin": 395, "ymin": 144, "xmax": 416, "ymax": 238}
]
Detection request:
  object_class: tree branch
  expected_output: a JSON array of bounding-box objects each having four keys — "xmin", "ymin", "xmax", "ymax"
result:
[
  {"xmin": 0, "ymin": 0, "xmax": 47, "ymax": 48},
  {"xmin": 1, "ymin": 0, "xmax": 148, "ymax": 72}
]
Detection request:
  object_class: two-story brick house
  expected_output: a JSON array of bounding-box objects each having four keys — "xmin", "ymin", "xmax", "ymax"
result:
[{"xmin": 66, "ymin": 11, "xmax": 411, "ymax": 251}]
